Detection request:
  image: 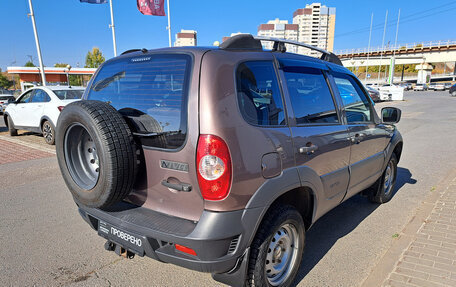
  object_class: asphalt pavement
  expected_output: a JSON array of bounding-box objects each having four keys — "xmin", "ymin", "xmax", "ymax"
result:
[{"xmin": 0, "ymin": 91, "xmax": 455, "ymax": 286}]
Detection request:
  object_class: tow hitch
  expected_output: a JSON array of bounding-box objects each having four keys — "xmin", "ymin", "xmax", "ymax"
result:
[{"xmin": 104, "ymin": 240, "xmax": 135, "ymax": 259}]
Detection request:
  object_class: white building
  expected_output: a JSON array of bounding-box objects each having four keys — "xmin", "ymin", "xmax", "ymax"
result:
[
  {"xmin": 257, "ymin": 19, "xmax": 299, "ymax": 53},
  {"xmin": 174, "ymin": 30, "xmax": 197, "ymax": 47},
  {"xmin": 292, "ymin": 3, "xmax": 336, "ymax": 55}
]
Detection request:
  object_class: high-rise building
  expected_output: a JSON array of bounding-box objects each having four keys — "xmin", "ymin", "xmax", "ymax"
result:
[
  {"xmin": 293, "ymin": 3, "xmax": 336, "ymax": 55},
  {"xmin": 174, "ymin": 30, "xmax": 197, "ymax": 47},
  {"xmin": 257, "ymin": 19, "xmax": 299, "ymax": 53}
]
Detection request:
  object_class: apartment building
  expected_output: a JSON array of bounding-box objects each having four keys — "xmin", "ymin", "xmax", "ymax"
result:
[
  {"xmin": 174, "ymin": 30, "xmax": 197, "ymax": 47},
  {"xmin": 293, "ymin": 3, "xmax": 336, "ymax": 54},
  {"xmin": 257, "ymin": 19, "xmax": 299, "ymax": 53}
]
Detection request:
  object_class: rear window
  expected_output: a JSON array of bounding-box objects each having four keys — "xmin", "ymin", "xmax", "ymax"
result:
[
  {"xmin": 87, "ymin": 54, "xmax": 191, "ymax": 149},
  {"xmin": 54, "ymin": 90, "xmax": 84, "ymax": 100}
]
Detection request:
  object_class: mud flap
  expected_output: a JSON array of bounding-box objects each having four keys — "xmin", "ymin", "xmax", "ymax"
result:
[{"xmin": 212, "ymin": 247, "xmax": 250, "ymax": 287}]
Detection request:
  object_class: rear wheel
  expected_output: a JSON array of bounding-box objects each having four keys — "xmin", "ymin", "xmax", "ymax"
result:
[
  {"xmin": 7, "ymin": 116, "xmax": 17, "ymax": 136},
  {"xmin": 247, "ymin": 205, "xmax": 305, "ymax": 287},
  {"xmin": 42, "ymin": 120, "xmax": 55, "ymax": 145}
]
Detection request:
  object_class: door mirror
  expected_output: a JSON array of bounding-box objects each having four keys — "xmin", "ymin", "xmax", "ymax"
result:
[{"xmin": 381, "ymin": 107, "xmax": 401, "ymax": 124}]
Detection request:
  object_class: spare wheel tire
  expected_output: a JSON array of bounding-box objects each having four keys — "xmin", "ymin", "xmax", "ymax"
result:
[{"xmin": 56, "ymin": 100, "xmax": 137, "ymax": 209}]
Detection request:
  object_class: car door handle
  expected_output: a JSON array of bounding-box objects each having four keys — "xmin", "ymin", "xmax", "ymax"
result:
[
  {"xmin": 299, "ymin": 143, "xmax": 318, "ymax": 155},
  {"xmin": 352, "ymin": 133, "xmax": 365, "ymax": 144},
  {"xmin": 161, "ymin": 180, "xmax": 192, "ymax": 192}
]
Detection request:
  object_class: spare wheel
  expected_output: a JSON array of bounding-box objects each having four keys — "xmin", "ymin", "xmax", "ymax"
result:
[{"xmin": 55, "ymin": 100, "xmax": 137, "ymax": 209}]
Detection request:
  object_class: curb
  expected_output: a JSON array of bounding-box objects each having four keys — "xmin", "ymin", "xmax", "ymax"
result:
[
  {"xmin": 0, "ymin": 135, "xmax": 56, "ymax": 154},
  {"xmin": 360, "ymin": 169, "xmax": 456, "ymax": 287}
]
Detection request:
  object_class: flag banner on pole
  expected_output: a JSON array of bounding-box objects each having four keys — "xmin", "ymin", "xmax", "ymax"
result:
[
  {"xmin": 80, "ymin": 0, "xmax": 107, "ymax": 4},
  {"xmin": 137, "ymin": 0, "xmax": 166, "ymax": 16}
]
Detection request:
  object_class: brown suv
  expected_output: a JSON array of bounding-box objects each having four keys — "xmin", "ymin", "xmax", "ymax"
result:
[{"xmin": 55, "ymin": 34, "xmax": 403, "ymax": 287}]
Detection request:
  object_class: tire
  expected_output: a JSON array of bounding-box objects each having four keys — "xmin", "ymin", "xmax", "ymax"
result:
[
  {"xmin": 7, "ymin": 116, "xmax": 18, "ymax": 136},
  {"xmin": 55, "ymin": 100, "xmax": 137, "ymax": 209},
  {"xmin": 42, "ymin": 120, "xmax": 55, "ymax": 145},
  {"xmin": 247, "ymin": 205, "xmax": 305, "ymax": 287},
  {"xmin": 451, "ymin": 91, "xmax": 456, "ymax": 97},
  {"xmin": 368, "ymin": 153, "xmax": 398, "ymax": 204}
]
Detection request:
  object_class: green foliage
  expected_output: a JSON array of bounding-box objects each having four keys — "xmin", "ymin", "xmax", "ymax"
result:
[
  {"xmin": 85, "ymin": 47, "xmax": 105, "ymax": 68},
  {"xmin": 0, "ymin": 74, "xmax": 13, "ymax": 89},
  {"xmin": 25, "ymin": 61, "xmax": 36, "ymax": 67},
  {"xmin": 54, "ymin": 63, "xmax": 68, "ymax": 68},
  {"xmin": 69, "ymin": 75, "xmax": 82, "ymax": 86}
]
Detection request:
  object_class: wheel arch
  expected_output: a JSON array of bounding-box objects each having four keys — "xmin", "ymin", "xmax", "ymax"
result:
[
  {"xmin": 243, "ymin": 168, "xmax": 321, "ymax": 247},
  {"xmin": 40, "ymin": 116, "xmax": 55, "ymax": 132}
]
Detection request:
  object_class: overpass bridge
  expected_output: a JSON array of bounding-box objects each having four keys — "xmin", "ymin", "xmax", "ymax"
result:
[{"xmin": 336, "ymin": 40, "xmax": 456, "ymax": 67}]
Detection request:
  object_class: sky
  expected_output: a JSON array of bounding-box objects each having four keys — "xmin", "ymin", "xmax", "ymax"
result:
[{"xmin": 1, "ymin": 0, "xmax": 455, "ymax": 70}]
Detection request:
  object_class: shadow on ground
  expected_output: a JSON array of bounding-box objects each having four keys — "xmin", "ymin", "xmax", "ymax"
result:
[{"xmin": 293, "ymin": 167, "xmax": 416, "ymax": 286}]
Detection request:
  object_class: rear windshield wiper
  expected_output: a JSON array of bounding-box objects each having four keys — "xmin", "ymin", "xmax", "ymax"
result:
[{"xmin": 92, "ymin": 71, "xmax": 126, "ymax": 92}]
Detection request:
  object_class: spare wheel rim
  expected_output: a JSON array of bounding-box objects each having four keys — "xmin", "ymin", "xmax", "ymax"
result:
[{"xmin": 64, "ymin": 123, "xmax": 100, "ymax": 190}]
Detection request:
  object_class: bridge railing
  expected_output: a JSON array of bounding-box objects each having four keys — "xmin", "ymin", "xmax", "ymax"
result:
[{"xmin": 335, "ymin": 40, "xmax": 456, "ymax": 56}]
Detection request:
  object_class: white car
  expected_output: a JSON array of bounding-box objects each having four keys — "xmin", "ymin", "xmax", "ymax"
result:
[
  {"xmin": 4, "ymin": 86, "xmax": 84, "ymax": 145},
  {"xmin": 434, "ymin": 83, "xmax": 445, "ymax": 91}
]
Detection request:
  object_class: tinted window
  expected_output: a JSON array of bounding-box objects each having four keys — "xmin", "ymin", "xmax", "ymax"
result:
[
  {"xmin": 18, "ymin": 90, "xmax": 33, "ymax": 103},
  {"xmin": 88, "ymin": 54, "xmax": 191, "ymax": 149},
  {"xmin": 333, "ymin": 73, "xmax": 372, "ymax": 123},
  {"xmin": 31, "ymin": 90, "xmax": 50, "ymax": 103},
  {"xmin": 54, "ymin": 90, "xmax": 84, "ymax": 100},
  {"xmin": 236, "ymin": 61, "xmax": 285, "ymax": 126},
  {"xmin": 283, "ymin": 66, "xmax": 339, "ymax": 124}
]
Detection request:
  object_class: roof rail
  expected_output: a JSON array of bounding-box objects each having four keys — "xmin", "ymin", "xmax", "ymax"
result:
[
  {"xmin": 254, "ymin": 36, "xmax": 343, "ymax": 66},
  {"xmin": 218, "ymin": 34, "xmax": 342, "ymax": 66}
]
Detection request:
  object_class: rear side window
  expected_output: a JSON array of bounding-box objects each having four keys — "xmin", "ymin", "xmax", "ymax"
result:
[
  {"xmin": 30, "ymin": 90, "xmax": 50, "ymax": 103},
  {"xmin": 283, "ymin": 66, "xmax": 339, "ymax": 124},
  {"xmin": 236, "ymin": 61, "xmax": 285, "ymax": 126},
  {"xmin": 332, "ymin": 73, "xmax": 372, "ymax": 123},
  {"xmin": 54, "ymin": 90, "xmax": 84, "ymax": 100},
  {"xmin": 87, "ymin": 54, "xmax": 191, "ymax": 149}
]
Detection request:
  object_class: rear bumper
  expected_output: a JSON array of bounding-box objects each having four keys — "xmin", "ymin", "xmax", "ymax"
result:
[{"xmin": 78, "ymin": 201, "xmax": 263, "ymax": 275}]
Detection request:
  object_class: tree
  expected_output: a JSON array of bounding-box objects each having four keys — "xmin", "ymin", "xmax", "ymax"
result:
[
  {"xmin": 85, "ymin": 47, "xmax": 105, "ymax": 68},
  {"xmin": 54, "ymin": 63, "xmax": 68, "ymax": 68},
  {"xmin": 25, "ymin": 61, "xmax": 36, "ymax": 67},
  {"xmin": 0, "ymin": 74, "xmax": 13, "ymax": 89}
]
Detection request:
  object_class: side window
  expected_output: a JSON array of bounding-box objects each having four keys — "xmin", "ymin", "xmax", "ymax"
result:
[
  {"xmin": 333, "ymin": 73, "xmax": 372, "ymax": 123},
  {"xmin": 30, "ymin": 90, "xmax": 50, "ymax": 103},
  {"xmin": 18, "ymin": 90, "xmax": 34, "ymax": 103},
  {"xmin": 236, "ymin": 61, "xmax": 285, "ymax": 126},
  {"xmin": 283, "ymin": 66, "xmax": 339, "ymax": 124}
]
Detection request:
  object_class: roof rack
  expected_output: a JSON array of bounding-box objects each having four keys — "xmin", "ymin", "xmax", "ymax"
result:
[{"xmin": 219, "ymin": 34, "xmax": 342, "ymax": 66}]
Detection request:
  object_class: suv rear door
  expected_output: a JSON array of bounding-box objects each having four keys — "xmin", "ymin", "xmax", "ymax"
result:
[
  {"xmin": 277, "ymin": 57, "xmax": 351, "ymax": 216},
  {"xmin": 329, "ymin": 71, "xmax": 388, "ymax": 199},
  {"xmin": 86, "ymin": 52, "xmax": 204, "ymax": 221}
]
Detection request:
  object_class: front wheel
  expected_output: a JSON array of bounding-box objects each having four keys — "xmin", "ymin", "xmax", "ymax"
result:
[
  {"xmin": 451, "ymin": 91, "xmax": 456, "ymax": 97},
  {"xmin": 42, "ymin": 121, "xmax": 55, "ymax": 145},
  {"xmin": 368, "ymin": 153, "xmax": 398, "ymax": 204},
  {"xmin": 247, "ymin": 205, "xmax": 305, "ymax": 287},
  {"xmin": 7, "ymin": 116, "xmax": 18, "ymax": 136}
]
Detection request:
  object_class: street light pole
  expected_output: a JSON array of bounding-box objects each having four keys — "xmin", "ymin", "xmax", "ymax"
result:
[
  {"xmin": 27, "ymin": 0, "xmax": 46, "ymax": 86},
  {"xmin": 109, "ymin": 0, "xmax": 117, "ymax": 57},
  {"xmin": 377, "ymin": 10, "xmax": 388, "ymax": 84},
  {"xmin": 167, "ymin": 0, "xmax": 172, "ymax": 47},
  {"xmin": 365, "ymin": 13, "xmax": 374, "ymax": 82}
]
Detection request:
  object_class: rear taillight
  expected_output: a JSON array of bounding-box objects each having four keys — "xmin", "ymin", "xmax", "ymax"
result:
[
  {"xmin": 57, "ymin": 106, "xmax": 65, "ymax": 112},
  {"xmin": 197, "ymin": 134, "xmax": 232, "ymax": 201}
]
